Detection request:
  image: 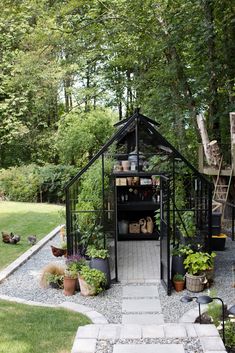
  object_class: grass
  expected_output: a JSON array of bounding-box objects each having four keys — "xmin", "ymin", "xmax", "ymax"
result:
[
  {"xmin": 0, "ymin": 201, "xmax": 65, "ymax": 270},
  {"xmin": 0, "ymin": 299, "xmax": 91, "ymax": 353}
]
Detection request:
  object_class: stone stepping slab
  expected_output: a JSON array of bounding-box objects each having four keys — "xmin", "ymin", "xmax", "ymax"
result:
[
  {"xmin": 122, "ymin": 298, "xmax": 161, "ymax": 313},
  {"xmin": 113, "ymin": 344, "xmax": 185, "ymax": 353},
  {"xmin": 123, "ymin": 285, "xmax": 159, "ymax": 298},
  {"xmin": 122, "ymin": 313, "xmax": 164, "ymax": 325}
]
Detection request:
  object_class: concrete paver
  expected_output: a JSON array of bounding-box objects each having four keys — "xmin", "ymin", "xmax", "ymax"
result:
[
  {"xmin": 164, "ymin": 325, "xmax": 187, "ymax": 338},
  {"xmin": 195, "ymin": 324, "xmax": 219, "ymax": 337},
  {"xmin": 122, "ymin": 313, "xmax": 164, "ymax": 325},
  {"xmin": 113, "ymin": 344, "xmax": 185, "ymax": 353},
  {"xmin": 200, "ymin": 337, "xmax": 226, "ymax": 351},
  {"xmin": 119, "ymin": 325, "xmax": 142, "ymax": 339},
  {"xmin": 71, "ymin": 338, "xmax": 96, "ymax": 353},
  {"xmin": 142, "ymin": 325, "xmax": 165, "ymax": 338},
  {"xmin": 98, "ymin": 325, "xmax": 121, "ymax": 340},
  {"xmin": 122, "ymin": 298, "xmax": 161, "ymax": 313},
  {"xmin": 123, "ymin": 285, "xmax": 159, "ymax": 298}
]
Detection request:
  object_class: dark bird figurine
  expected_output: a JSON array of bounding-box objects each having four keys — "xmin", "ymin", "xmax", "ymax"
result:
[
  {"xmin": 2, "ymin": 231, "xmax": 11, "ymax": 243},
  {"xmin": 28, "ymin": 235, "xmax": 37, "ymax": 246},
  {"xmin": 2, "ymin": 232, "xmax": 20, "ymax": 244},
  {"xmin": 9, "ymin": 234, "xmax": 20, "ymax": 244}
]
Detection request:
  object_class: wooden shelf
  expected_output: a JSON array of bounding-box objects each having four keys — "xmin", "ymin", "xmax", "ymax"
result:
[{"xmin": 117, "ymin": 202, "xmax": 159, "ymax": 211}]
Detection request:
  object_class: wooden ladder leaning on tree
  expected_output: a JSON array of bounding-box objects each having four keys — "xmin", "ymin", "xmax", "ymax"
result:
[{"xmin": 197, "ymin": 112, "xmax": 235, "ymax": 221}]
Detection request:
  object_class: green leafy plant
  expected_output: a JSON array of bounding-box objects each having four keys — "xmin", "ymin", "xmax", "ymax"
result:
[
  {"xmin": 64, "ymin": 268, "xmax": 78, "ymax": 279},
  {"xmin": 154, "ymin": 209, "xmax": 161, "ymax": 228},
  {"xmin": 173, "ymin": 273, "xmax": 185, "ymax": 282},
  {"xmin": 45, "ymin": 273, "xmax": 64, "ymax": 288},
  {"xmin": 86, "ymin": 246, "xmax": 109, "ymax": 259},
  {"xmin": 183, "ymin": 252, "xmax": 215, "ymax": 275},
  {"xmin": 224, "ymin": 320, "xmax": 235, "ymax": 350},
  {"xmin": 66, "ymin": 255, "xmax": 87, "ymax": 272},
  {"xmin": 79, "ymin": 266, "xmax": 106, "ymax": 294},
  {"xmin": 40, "ymin": 263, "xmax": 65, "ymax": 288},
  {"xmin": 171, "ymin": 244, "xmax": 192, "ymax": 257},
  {"xmin": 179, "ymin": 211, "xmax": 196, "ymax": 238},
  {"xmin": 79, "ymin": 224, "xmax": 105, "ymax": 251}
]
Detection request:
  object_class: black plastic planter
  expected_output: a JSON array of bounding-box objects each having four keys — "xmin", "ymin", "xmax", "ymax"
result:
[
  {"xmin": 89, "ymin": 258, "xmax": 111, "ymax": 289},
  {"xmin": 171, "ymin": 255, "xmax": 186, "ymax": 277}
]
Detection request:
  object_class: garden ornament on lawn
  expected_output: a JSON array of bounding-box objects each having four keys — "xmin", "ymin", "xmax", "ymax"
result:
[
  {"xmin": 2, "ymin": 232, "xmax": 20, "ymax": 244},
  {"xmin": 28, "ymin": 235, "xmax": 37, "ymax": 245}
]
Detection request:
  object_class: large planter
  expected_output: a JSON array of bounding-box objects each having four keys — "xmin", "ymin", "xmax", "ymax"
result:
[
  {"xmin": 63, "ymin": 277, "xmax": 77, "ymax": 296},
  {"xmin": 78, "ymin": 276, "xmax": 96, "ymax": 296},
  {"xmin": 185, "ymin": 272, "xmax": 207, "ymax": 292},
  {"xmin": 211, "ymin": 236, "xmax": 226, "ymax": 251},
  {"xmin": 172, "ymin": 255, "xmax": 186, "ymax": 277},
  {"xmin": 89, "ymin": 258, "xmax": 111, "ymax": 289}
]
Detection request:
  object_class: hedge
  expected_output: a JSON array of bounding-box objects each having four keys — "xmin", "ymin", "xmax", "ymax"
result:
[{"xmin": 0, "ymin": 164, "xmax": 76, "ymax": 203}]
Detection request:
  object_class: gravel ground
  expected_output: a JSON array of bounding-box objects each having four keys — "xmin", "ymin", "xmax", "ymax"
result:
[
  {"xmin": 160, "ymin": 235, "xmax": 235, "ymax": 322},
  {"xmin": 96, "ymin": 338, "xmax": 203, "ymax": 353},
  {"xmin": 0, "ymin": 232, "xmax": 234, "ymax": 324}
]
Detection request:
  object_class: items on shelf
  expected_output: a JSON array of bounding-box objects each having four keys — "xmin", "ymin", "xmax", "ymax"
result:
[
  {"xmin": 118, "ymin": 220, "xmax": 129, "ymax": 234},
  {"xmin": 129, "ymin": 222, "xmax": 141, "ymax": 233},
  {"xmin": 117, "ymin": 187, "xmax": 160, "ymax": 203},
  {"xmin": 118, "ymin": 217, "xmax": 154, "ymax": 235}
]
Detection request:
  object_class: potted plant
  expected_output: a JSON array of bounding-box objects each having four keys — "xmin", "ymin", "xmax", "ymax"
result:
[
  {"xmin": 78, "ymin": 265, "xmax": 106, "ymax": 296},
  {"xmin": 171, "ymin": 244, "xmax": 192, "ymax": 277},
  {"xmin": 65, "ymin": 255, "xmax": 87, "ymax": 292},
  {"xmin": 50, "ymin": 240, "xmax": 67, "ymax": 257},
  {"xmin": 63, "ymin": 267, "xmax": 78, "ymax": 296},
  {"xmin": 173, "ymin": 273, "xmax": 185, "ymax": 292},
  {"xmin": 40, "ymin": 263, "xmax": 65, "ymax": 289},
  {"xmin": 45, "ymin": 273, "xmax": 64, "ymax": 289},
  {"xmin": 183, "ymin": 252, "xmax": 211, "ymax": 292},
  {"xmin": 86, "ymin": 246, "xmax": 111, "ymax": 288}
]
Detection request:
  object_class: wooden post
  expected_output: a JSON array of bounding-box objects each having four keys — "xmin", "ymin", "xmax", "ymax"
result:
[{"xmin": 230, "ymin": 112, "xmax": 235, "ymax": 172}]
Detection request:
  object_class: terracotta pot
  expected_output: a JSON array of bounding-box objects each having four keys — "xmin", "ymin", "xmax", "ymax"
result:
[
  {"xmin": 78, "ymin": 276, "xmax": 96, "ymax": 296},
  {"xmin": 173, "ymin": 280, "xmax": 185, "ymax": 292},
  {"xmin": 63, "ymin": 277, "xmax": 77, "ymax": 296}
]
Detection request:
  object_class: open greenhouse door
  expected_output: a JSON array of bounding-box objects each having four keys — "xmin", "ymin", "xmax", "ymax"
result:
[{"xmin": 160, "ymin": 176, "xmax": 171, "ymax": 295}]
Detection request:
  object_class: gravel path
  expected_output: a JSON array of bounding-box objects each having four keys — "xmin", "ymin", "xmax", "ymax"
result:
[{"xmin": 0, "ymin": 232, "xmax": 234, "ymax": 324}]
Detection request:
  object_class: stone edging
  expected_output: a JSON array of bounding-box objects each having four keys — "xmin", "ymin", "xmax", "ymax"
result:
[
  {"xmin": 71, "ymin": 322, "xmax": 226, "ymax": 353},
  {"xmin": 0, "ymin": 224, "xmax": 64, "ymax": 283},
  {"xmin": 0, "ymin": 294, "xmax": 108, "ymax": 325}
]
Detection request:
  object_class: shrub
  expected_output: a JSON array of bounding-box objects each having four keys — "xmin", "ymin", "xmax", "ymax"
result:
[
  {"xmin": 0, "ymin": 164, "xmax": 76, "ymax": 203},
  {"xmin": 0, "ymin": 165, "xmax": 40, "ymax": 202}
]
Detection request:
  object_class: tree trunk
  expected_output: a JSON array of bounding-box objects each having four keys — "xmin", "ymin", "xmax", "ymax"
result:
[{"xmin": 196, "ymin": 114, "xmax": 211, "ymax": 164}]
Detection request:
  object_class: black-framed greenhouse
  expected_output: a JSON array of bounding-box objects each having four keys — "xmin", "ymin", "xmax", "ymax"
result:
[{"xmin": 65, "ymin": 110, "xmax": 212, "ymax": 295}]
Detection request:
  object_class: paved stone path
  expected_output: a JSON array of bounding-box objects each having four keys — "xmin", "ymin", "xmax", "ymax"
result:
[
  {"xmin": 117, "ymin": 241, "xmax": 160, "ymax": 282},
  {"xmin": 72, "ymin": 282, "xmax": 226, "ymax": 353},
  {"xmin": 122, "ymin": 285, "xmax": 164, "ymax": 325}
]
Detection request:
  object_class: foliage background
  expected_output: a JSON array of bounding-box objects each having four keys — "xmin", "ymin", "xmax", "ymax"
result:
[{"xmin": 0, "ymin": 0, "xmax": 234, "ymax": 200}]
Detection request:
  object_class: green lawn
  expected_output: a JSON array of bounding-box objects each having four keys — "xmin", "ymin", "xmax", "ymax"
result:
[
  {"xmin": 0, "ymin": 299, "xmax": 90, "ymax": 353},
  {"xmin": 0, "ymin": 201, "xmax": 65, "ymax": 270}
]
